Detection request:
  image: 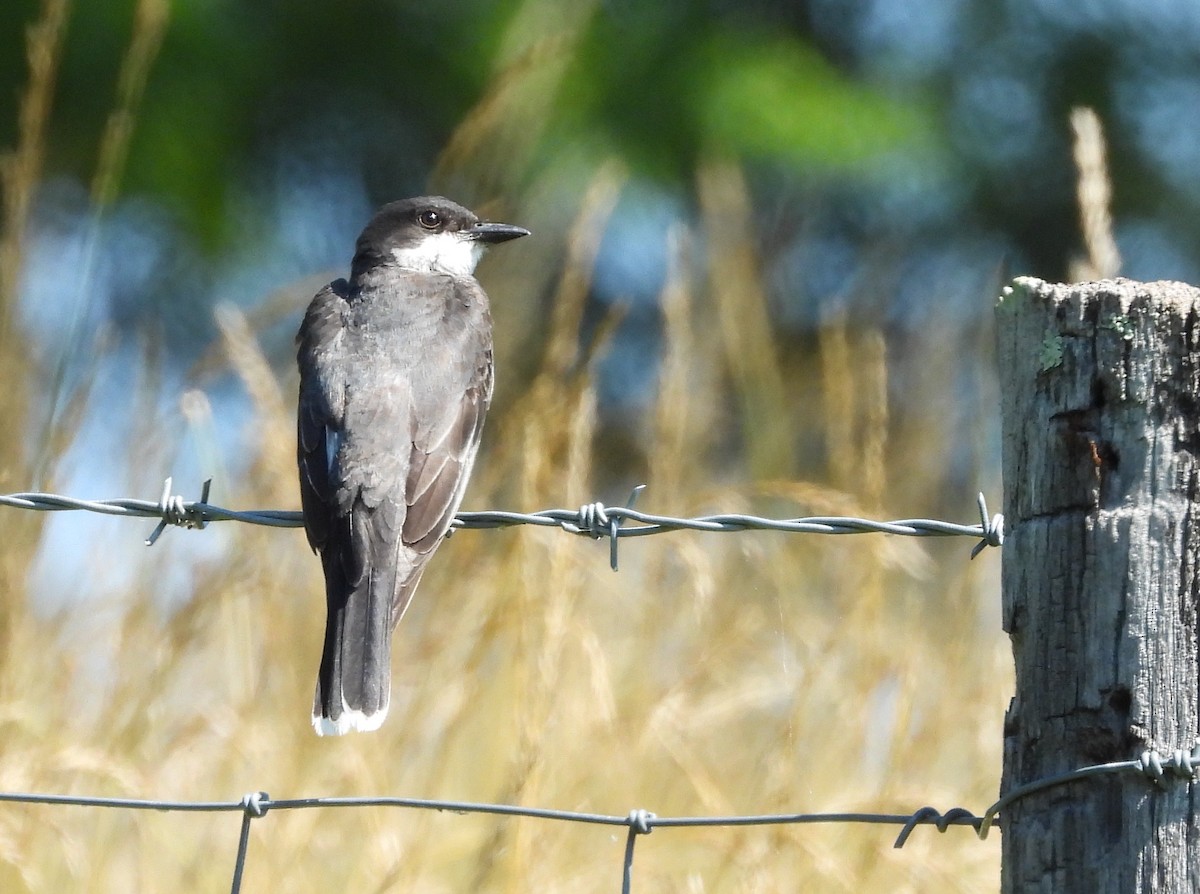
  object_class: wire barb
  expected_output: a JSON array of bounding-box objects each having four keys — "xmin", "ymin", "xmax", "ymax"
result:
[
  {"xmin": 602, "ymin": 485, "xmax": 647, "ymax": 571},
  {"xmin": 970, "ymin": 492, "xmax": 1004, "ymax": 559},
  {"xmin": 145, "ymin": 477, "xmax": 212, "ymax": 546}
]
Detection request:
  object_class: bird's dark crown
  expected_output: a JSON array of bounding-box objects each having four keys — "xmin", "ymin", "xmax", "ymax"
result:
[{"xmin": 370, "ymin": 196, "xmax": 480, "ymax": 237}]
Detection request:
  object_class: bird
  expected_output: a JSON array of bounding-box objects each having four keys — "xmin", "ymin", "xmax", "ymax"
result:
[{"xmin": 296, "ymin": 196, "xmax": 529, "ymax": 735}]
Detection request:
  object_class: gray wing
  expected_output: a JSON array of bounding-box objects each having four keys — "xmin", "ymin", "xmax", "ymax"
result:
[
  {"xmin": 297, "ymin": 279, "xmax": 350, "ymax": 561},
  {"xmin": 297, "ymin": 278, "xmax": 350, "ymax": 556},
  {"xmin": 339, "ymin": 273, "xmax": 494, "ymax": 621},
  {"xmin": 402, "ymin": 334, "xmax": 491, "ymax": 553}
]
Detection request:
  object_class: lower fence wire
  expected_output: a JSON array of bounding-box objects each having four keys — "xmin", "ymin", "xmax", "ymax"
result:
[
  {"xmin": 0, "ymin": 791, "xmax": 983, "ymax": 893},
  {"xmin": 2, "ymin": 749, "xmax": 1195, "ymax": 894}
]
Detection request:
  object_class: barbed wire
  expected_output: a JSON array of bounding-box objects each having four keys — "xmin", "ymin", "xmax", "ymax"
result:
[
  {"xmin": 0, "ymin": 480, "xmax": 1005, "ymax": 568},
  {"xmin": 2, "ymin": 745, "xmax": 1195, "ymax": 893}
]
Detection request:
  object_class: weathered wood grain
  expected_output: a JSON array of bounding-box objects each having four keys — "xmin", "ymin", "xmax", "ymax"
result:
[{"xmin": 998, "ymin": 277, "xmax": 1200, "ymax": 893}]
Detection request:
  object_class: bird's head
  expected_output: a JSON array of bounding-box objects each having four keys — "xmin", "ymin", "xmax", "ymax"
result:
[{"xmin": 351, "ymin": 196, "xmax": 529, "ymax": 280}]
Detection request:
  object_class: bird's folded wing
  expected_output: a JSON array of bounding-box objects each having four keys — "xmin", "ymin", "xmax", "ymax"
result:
[{"xmin": 297, "ymin": 280, "xmax": 352, "ymax": 556}]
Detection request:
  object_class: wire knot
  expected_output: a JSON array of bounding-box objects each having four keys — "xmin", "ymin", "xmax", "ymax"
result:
[
  {"xmin": 145, "ymin": 478, "xmax": 212, "ymax": 546},
  {"xmin": 626, "ymin": 808, "xmax": 655, "ymax": 835},
  {"xmin": 1135, "ymin": 747, "xmax": 1200, "ymax": 786},
  {"xmin": 161, "ymin": 493, "xmax": 188, "ymax": 525},
  {"xmin": 575, "ymin": 501, "xmax": 610, "ymax": 539},
  {"xmin": 241, "ymin": 791, "xmax": 270, "ymax": 818},
  {"xmin": 1173, "ymin": 745, "xmax": 1200, "ymax": 777}
]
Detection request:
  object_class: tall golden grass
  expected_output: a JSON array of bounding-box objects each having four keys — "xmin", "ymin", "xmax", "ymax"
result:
[{"xmin": 0, "ymin": 2, "xmax": 1009, "ymax": 890}]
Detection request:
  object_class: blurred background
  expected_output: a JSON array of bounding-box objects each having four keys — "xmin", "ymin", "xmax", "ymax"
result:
[{"xmin": 0, "ymin": 0, "xmax": 1191, "ymax": 890}]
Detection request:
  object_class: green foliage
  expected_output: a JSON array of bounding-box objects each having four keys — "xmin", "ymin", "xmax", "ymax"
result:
[
  {"xmin": 696, "ymin": 34, "xmax": 935, "ymax": 169},
  {"xmin": 0, "ymin": 2, "xmax": 1014, "ymax": 889}
]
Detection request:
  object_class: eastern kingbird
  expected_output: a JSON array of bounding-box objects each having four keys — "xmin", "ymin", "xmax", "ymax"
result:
[{"xmin": 297, "ymin": 196, "xmax": 529, "ymax": 735}]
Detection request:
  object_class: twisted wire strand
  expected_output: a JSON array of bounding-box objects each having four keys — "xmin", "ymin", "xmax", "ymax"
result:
[{"xmin": 0, "ymin": 480, "xmax": 1005, "ymax": 565}]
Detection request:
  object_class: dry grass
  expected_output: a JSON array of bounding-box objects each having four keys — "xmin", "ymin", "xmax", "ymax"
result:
[
  {"xmin": 1069, "ymin": 107, "xmax": 1121, "ymax": 282},
  {"xmin": 0, "ymin": 5, "xmax": 1009, "ymax": 891}
]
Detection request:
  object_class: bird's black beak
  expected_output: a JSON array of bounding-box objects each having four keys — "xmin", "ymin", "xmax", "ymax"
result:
[{"xmin": 468, "ymin": 221, "xmax": 531, "ymax": 244}]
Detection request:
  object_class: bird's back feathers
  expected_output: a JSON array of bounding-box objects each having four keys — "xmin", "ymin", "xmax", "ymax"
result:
[{"xmin": 297, "ymin": 270, "xmax": 493, "ymax": 734}]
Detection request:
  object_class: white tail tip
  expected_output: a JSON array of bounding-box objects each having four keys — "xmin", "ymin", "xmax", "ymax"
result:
[{"xmin": 312, "ymin": 700, "xmax": 389, "ymax": 736}]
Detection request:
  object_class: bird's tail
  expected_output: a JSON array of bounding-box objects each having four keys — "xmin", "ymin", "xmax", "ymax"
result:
[{"xmin": 312, "ymin": 553, "xmax": 412, "ymax": 736}]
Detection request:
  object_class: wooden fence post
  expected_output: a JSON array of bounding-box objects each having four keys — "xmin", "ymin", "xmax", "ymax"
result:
[{"xmin": 996, "ymin": 277, "xmax": 1200, "ymax": 892}]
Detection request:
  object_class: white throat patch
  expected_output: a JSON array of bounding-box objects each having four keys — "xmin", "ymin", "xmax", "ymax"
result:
[{"xmin": 388, "ymin": 231, "xmax": 484, "ymax": 277}]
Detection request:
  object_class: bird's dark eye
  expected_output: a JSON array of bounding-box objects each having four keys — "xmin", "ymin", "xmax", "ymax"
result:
[{"xmin": 418, "ymin": 209, "xmax": 441, "ymax": 229}]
